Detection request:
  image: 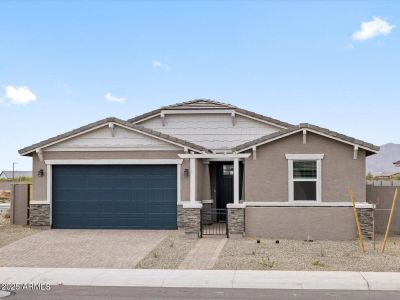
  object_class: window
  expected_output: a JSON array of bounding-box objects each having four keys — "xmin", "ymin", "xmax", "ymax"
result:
[
  {"xmin": 286, "ymin": 154, "xmax": 323, "ymax": 202},
  {"xmin": 293, "ymin": 161, "xmax": 317, "ymax": 201},
  {"xmin": 222, "ymin": 164, "xmax": 234, "ymax": 176}
]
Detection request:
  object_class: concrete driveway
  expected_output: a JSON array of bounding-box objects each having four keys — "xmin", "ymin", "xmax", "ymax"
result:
[{"xmin": 0, "ymin": 229, "xmax": 171, "ymax": 268}]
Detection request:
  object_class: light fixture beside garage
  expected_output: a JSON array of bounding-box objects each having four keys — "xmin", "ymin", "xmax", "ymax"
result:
[
  {"xmin": 37, "ymin": 169, "xmax": 44, "ymax": 177},
  {"xmin": 184, "ymin": 168, "xmax": 189, "ymax": 177}
]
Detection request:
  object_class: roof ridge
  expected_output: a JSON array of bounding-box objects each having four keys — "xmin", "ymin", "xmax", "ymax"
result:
[
  {"xmin": 127, "ymin": 99, "xmax": 294, "ymax": 129},
  {"xmin": 161, "ymin": 98, "xmax": 236, "ymax": 109}
]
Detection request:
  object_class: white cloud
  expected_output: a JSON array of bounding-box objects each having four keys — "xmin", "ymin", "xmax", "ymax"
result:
[
  {"xmin": 4, "ymin": 86, "xmax": 37, "ymax": 105},
  {"xmin": 104, "ymin": 92, "xmax": 126, "ymax": 103},
  {"xmin": 352, "ymin": 17, "xmax": 395, "ymax": 41},
  {"xmin": 152, "ymin": 60, "xmax": 171, "ymax": 71}
]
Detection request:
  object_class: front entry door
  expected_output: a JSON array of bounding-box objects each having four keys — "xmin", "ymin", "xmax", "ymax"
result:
[{"xmin": 216, "ymin": 163, "xmax": 234, "ymax": 209}]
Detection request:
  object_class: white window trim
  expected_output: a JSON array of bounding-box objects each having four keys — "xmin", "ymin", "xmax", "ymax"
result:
[{"xmin": 286, "ymin": 154, "xmax": 323, "ymax": 203}]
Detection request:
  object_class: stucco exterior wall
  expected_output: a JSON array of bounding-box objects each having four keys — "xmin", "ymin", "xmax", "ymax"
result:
[
  {"xmin": 245, "ymin": 206, "xmax": 357, "ymax": 240},
  {"xmin": 31, "ymin": 151, "xmax": 188, "ymax": 202},
  {"xmin": 244, "ymin": 132, "xmax": 366, "ymax": 202}
]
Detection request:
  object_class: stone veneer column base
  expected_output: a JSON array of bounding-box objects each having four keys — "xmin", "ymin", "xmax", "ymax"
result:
[
  {"xmin": 227, "ymin": 207, "xmax": 245, "ymax": 238},
  {"xmin": 357, "ymin": 207, "xmax": 374, "ymax": 239},
  {"xmin": 177, "ymin": 204, "xmax": 184, "ymax": 229},
  {"xmin": 183, "ymin": 207, "xmax": 201, "ymax": 238},
  {"xmin": 30, "ymin": 204, "xmax": 50, "ymax": 226}
]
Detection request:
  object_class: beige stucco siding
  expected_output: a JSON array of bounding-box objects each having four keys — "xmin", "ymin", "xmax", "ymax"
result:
[
  {"xmin": 31, "ymin": 151, "xmax": 188, "ymax": 202},
  {"xmin": 244, "ymin": 132, "xmax": 366, "ymax": 202},
  {"xmin": 245, "ymin": 207, "xmax": 357, "ymax": 240}
]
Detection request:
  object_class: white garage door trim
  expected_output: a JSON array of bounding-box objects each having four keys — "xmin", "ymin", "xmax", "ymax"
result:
[{"xmin": 42, "ymin": 159, "xmax": 183, "ymax": 226}]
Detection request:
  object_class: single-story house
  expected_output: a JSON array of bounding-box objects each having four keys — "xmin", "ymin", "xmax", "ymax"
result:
[
  {"xmin": 0, "ymin": 171, "xmax": 32, "ymax": 179},
  {"xmin": 373, "ymin": 172, "xmax": 400, "ymax": 181},
  {"xmin": 19, "ymin": 99, "xmax": 379, "ymax": 240}
]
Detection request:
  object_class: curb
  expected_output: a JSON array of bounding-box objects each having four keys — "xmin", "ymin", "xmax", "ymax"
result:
[{"xmin": 1, "ymin": 268, "xmax": 400, "ymax": 291}]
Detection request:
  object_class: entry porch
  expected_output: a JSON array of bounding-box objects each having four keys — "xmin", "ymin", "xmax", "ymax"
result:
[{"xmin": 178, "ymin": 153, "xmax": 250, "ymax": 238}]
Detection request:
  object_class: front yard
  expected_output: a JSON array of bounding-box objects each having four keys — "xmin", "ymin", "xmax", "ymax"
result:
[
  {"xmin": 136, "ymin": 232, "xmax": 400, "ymax": 272},
  {"xmin": 1, "ymin": 215, "xmax": 400, "ymax": 272},
  {"xmin": 214, "ymin": 236, "xmax": 400, "ymax": 272}
]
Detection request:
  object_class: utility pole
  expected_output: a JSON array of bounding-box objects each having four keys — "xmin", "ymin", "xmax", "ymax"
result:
[{"xmin": 12, "ymin": 162, "xmax": 17, "ymax": 179}]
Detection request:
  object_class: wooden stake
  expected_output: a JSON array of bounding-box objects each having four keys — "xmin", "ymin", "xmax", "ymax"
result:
[
  {"xmin": 381, "ymin": 188, "xmax": 399, "ymax": 253},
  {"xmin": 348, "ymin": 188, "xmax": 365, "ymax": 253}
]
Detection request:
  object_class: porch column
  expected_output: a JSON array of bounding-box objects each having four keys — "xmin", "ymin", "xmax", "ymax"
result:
[
  {"xmin": 202, "ymin": 161, "xmax": 211, "ymax": 200},
  {"xmin": 190, "ymin": 158, "xmax": 196, "ymax": 204},
  {"xmin": 233, "ymin": 158, "xmax": 239, "ymax": 205}
]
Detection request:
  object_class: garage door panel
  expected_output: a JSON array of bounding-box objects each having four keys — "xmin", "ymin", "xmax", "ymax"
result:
[{"xmin": 52, "ymin": 165, "xmax": 177, "ymax": 229}]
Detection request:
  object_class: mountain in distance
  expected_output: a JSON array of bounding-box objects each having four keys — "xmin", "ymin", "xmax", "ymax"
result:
[{"xmin": 366, "ymin": 143, "xmax": 400, "ymax": 175}]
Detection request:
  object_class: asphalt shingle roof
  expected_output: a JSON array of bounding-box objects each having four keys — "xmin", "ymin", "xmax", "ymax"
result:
[
  {"xmin": 233, "ymin": 123, "xmax": 380, "ymax": 154},
  {"xmin": 127, "ymin": 99, "xmax": 294, "ymax": 129}
]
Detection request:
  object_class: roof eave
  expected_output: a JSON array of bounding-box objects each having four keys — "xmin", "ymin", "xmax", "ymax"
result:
[
  {"xmin": 234, "ymin": 125, "xmax": 380, "ymax": 155},
  {"xmin": 19, "ymin": 117, "xmax": 211, "ymax": 156}
]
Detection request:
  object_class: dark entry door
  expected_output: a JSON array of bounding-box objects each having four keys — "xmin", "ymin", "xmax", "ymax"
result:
[
  {"xmin": 216, "ymin": 163, "xmax": 234, "ymax": 209},
  {"xmin": 52, "ymin": 165, "xmax": 177, "ymax": 229},
  {"xmin": 216, "ymin": 162, "xmax": 243, "ymax": 210}
]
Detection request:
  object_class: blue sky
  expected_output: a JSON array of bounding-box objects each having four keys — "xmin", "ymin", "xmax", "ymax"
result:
[{"xmin": 0, "ymin": 1, "xmax": 399, "ymax": 171}]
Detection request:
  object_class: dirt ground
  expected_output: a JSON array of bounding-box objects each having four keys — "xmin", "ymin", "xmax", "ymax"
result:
[
  {"xmin": 137, "ymin": 231, "xmax": 197, "ymax": 269},
  {"xmin": 214, "ymin": 235, "xmax": 400, "ymax": 272},
  {"xmin": 0, "ymin": 218, "xmax": 43, "ymax": 248}
]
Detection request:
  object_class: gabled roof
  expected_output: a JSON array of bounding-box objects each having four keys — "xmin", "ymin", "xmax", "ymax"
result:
[
  {"xmin": 127, "ymin": 99, "xmax": 294, "ymax": 129},
  {"xmin": 162, "ymin": 99, "xmax": 236, "ymax": 110},
  {"xmin": 233, "ymin": 123, "xmax": 380, "ymax": 155},
  {"xmin": 0, "ymin": 171, "xmax": 32, "ymax": 178},
  {"xmin": 18, "ymin": 117, "xmax": 211, "ymax": 156}
]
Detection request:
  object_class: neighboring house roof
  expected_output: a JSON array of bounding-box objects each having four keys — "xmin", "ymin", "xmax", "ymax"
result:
[
  {"xmin": 18, "ymin": 117, "xmax": 211, "ymax": 155},
  {"xmin": 127, "ymin": 99, "xmax": 294, "ymax": 129},
  {"xmin": 233, "ymin": 123, "xmax": 380, "ymax": 155},
  {"xmin": 374, "ymin": 172, "xmax": 400, "ymax": 177},
  {"xmin": 0, "ymin": 171, "xmax": 32, "ymax": 178}
]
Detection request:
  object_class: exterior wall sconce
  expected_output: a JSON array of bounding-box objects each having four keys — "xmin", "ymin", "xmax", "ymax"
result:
[
  {"xmin": 184, "ymin": 169, "xmax": 189, "ymax": 177},
  {"xmin": 38, "ymin": 169, "xmax": 44, "ymax": 177}
]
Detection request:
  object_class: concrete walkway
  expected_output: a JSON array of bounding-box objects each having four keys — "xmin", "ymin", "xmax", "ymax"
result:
[
  {"xmin": 179, "ymin": 238, "xmax": 227, "ymax": 269},
  {"xmin": 2, "ymin": 268, "xmax": 400, "ymax": 291}
]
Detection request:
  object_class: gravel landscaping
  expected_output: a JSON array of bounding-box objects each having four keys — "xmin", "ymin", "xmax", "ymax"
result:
[
  {"xmin": 0, "ymin": 215, "xmax": 43, "ymax": 248},
  {"xmin": 214, "ymin": 235, "xmax": 400, "ymax": 272},
  {"xmin": 136, "ymin": 231, "xmax": 198, "ymax": 269}
]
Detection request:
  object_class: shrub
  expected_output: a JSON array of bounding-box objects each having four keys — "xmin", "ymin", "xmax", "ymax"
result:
[
  {"xmin": 312, "ymin": 260, "xmax": 326, "ymax": 267},
  {"xmin": 258, "ymin": 256, "xmax": 275, "ymax": 269}
]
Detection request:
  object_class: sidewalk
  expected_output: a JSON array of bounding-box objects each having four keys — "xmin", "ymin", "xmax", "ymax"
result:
[{"xmin": 2, "ymin": 267, "xmax": 400, "ymax": 291}]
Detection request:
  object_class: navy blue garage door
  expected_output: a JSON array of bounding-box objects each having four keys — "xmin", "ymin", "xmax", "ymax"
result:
[{"xmin": 52, "ymin": 165, "xmax": 177, "ymax": 229}]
